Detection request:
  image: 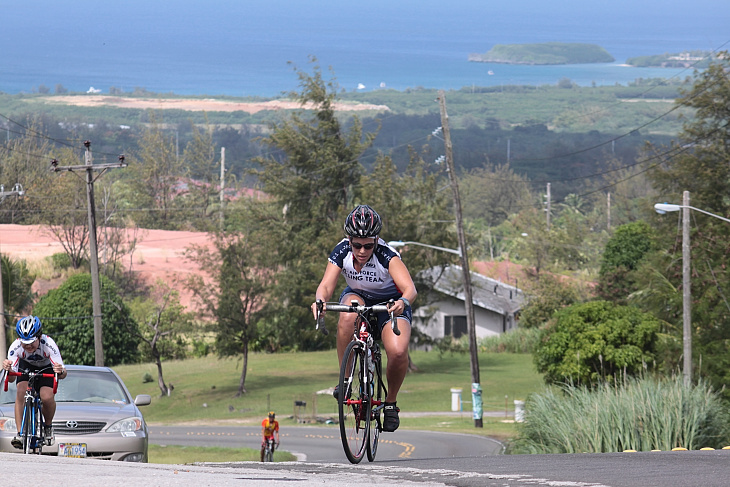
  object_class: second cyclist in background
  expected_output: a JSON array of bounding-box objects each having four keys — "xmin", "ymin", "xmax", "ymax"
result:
[
  {"xmin": 311, "ymin": 204, "xmax": 417, "ymax": 432},
  {"xmin": 2, "ymin": 316, "xmax": 67, "ymax": 449},
  {"xmin": 260, "ymin": 411, "xmax": 280, "ymax": 461}
]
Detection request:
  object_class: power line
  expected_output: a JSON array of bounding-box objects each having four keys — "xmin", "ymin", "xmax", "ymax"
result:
[{"xmin": 507, "ymin": 67, "xmax": 726, "ymax": 165}]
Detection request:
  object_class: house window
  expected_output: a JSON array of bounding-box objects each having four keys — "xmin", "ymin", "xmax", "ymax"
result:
[{"xmin": 444, "ymin": 315, "xmax": 467, "ymax": 339}]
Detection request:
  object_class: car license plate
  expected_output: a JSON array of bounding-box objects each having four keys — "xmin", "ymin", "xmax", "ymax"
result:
[{"xmin": 58, "ymin": 442, "xmax": 87, "ymax": 458}]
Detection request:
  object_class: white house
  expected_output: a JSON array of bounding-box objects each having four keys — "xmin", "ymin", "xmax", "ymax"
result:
[{"xmin": 413, "ymin": 265, "xmax": 525, "ymax": 342}]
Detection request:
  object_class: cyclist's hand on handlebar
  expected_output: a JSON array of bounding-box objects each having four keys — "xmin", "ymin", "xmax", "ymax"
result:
[
  {"xmin": 312, "ymin": 300, "xmax": 327, "ymax": 320},
  {"xmin": 313, "ymin": 299, "xmax": 329, "ymax": 335},
  {"xmin": 52, "ymin": 363, "xmax": 65, "ymax": 375},
  {"xmin": 386, "ymin": 299, "xmax": 405, "ymax": 317},
  {"xmin": 2, "ymin": 360, "xmax": 11, "ymax": 372}
]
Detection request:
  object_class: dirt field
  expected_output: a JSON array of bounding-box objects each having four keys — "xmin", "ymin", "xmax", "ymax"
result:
[
  {"xmin": 0, "ymin": 224, "xmax": 212, "ymax": 312},
  {"xmin": 0, "ymin": 224, "xmax": 532, "ymax": 314},
  {"xmin": 37, "ymin": 95, "xmax": 390, "ymax": 114}
]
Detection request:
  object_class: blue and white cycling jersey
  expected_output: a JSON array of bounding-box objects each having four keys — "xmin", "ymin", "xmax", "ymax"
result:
[
  {"xmin": 328, "ymin": 238, "xmax": 402, "ymax": 302},
  {"xmin": 6, "ymin": 334, "xmax": 64, "ymax": 372}
]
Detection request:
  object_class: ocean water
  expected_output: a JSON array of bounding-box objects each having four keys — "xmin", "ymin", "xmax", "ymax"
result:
[{"xmin": 0, "ymin": 0, "xmax": 727, "ymax": 97}]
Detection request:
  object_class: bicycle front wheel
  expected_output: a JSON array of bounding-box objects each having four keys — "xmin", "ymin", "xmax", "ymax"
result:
[
  {"xmin": 338, "ymin": 340, "xmax": 370, "ymax": 464},
  {"xmin": 21, "ymin": 396, "xmax": 34, "ymax": 454},
  {"xmin": 264, "ymin": 443, "xmax": 273, "ymax": 462}
]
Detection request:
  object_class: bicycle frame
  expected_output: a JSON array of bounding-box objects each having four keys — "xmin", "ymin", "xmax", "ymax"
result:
[
  {"xmin": 321, "ymin": 300, "xmax": 396, "ymax": 415},
  {"xmin": 263, "ymin": 437, "xmax": 276, "ymax": 462},
  {"xmin": 4, "ymin": 368, "xmax": 57, "ymax": 454}
]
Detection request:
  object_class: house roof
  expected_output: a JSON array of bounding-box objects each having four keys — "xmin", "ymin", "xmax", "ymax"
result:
[{"xmin": 418, "ymin": 265, "xmax": 525, "ymax": 315}]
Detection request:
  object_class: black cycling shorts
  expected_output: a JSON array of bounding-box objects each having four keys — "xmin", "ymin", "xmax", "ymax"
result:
[{"xmin": 15, "ymin": 359, "xmax": 55, "ymax": 390}]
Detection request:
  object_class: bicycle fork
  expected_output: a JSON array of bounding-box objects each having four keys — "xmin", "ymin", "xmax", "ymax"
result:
[{"xmin": 21, "ymin": 394, "xmax": 37, "ymax": 452}]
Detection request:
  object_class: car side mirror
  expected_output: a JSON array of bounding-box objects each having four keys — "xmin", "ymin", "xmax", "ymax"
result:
[{"xmin": 134, "ymin": 394, "xmax": 152, "ymax": 406}]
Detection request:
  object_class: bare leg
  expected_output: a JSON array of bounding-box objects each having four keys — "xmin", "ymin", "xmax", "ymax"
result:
[
  {"xmin": 40, "ymin": 386, "xmax": 56, "ymax": 423},
  {"xmin": 14, "ymin": 381, "xmax": 28, "ymax": 434},
  {"xmin": 336, "ymin": 294, "xmax": 362, "ymax": 365},
  {"xmin": 381, "ymin": 317, "xmax": 411, "ymax": 403}
]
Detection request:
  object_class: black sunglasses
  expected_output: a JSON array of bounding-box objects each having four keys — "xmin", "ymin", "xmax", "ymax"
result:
[{"xmin": 350, "ymin": 241, "xmax": 376, "ymax": 250}]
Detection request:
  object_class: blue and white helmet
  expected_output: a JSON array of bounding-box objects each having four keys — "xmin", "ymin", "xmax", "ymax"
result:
[{"xmin": 16, "ymin": 315, "xmax": 42, "ymax": 344}]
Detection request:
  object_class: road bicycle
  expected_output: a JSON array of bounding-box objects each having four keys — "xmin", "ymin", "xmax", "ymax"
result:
[
  {"xmin": 262, "ymin": 437, "xmax": 277, "ymax": 462},
  {"xmin": 3, "ymin": 366, "xmax": 57, "ymax": 454},
  {"xmin": 316, "ymin": 299, "xmax": 399, "ymax": 464}
]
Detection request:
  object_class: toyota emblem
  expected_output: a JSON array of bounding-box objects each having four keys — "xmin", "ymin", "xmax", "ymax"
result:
[{"xmin": 66, "ymin": 421, "xmax": 79, "ymax": 429}]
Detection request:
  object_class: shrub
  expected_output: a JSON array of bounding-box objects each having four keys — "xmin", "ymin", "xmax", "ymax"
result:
[
  {"xmin": 533, "ymin": 300, "xmax": 660, "ymax": 386},
  {"xmin": 192, "ymin": 338, "xmax": 211, "ymax": 358},
  {"xmin": 33, "ymin": 273, "xmax": 141, "ymax": 366},
  {"xmin": 50, "ymin": 252, "xmax": 72, "ymax": 270}
]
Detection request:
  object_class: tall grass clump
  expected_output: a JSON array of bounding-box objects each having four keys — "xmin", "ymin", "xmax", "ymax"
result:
[
  {"xmin": 434, "ymin": 327, "xmax": 541, "ymax": 355},
  {"xmin": 479, "ymin": 327, "xmax": 542, "ymax": 353},
  {"xmin": 510, "ymin": 376, "xmax": 730, "ymax": 453}
]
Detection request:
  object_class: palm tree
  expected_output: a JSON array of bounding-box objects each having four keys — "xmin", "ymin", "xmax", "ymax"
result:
[{"xmin": 1, "ymin": 253, "xmax": 35, "ymax": 316}]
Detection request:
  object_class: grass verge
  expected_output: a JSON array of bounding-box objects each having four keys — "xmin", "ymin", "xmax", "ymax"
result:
[
  {"xmin": 149, "ymin": 444, "xmax": 296, "ymax": 464},
  {"xmin": 114, "ymin": 350, "xmax": 544, "ymax": 441}
]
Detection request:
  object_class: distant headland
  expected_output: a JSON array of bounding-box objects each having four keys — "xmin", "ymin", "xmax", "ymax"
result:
[
  {"xmin": 469, "ymin": 42, "xmax": 615, "ymax": 65},
  {"xmin": 625, "ymin": 50, "xmax": 713, "ymax": 68}
]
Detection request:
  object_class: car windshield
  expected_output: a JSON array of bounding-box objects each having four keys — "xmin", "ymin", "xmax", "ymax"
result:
[{"xmin": 0, "ymin": 369, "xmax": 130, "ymax": 405}]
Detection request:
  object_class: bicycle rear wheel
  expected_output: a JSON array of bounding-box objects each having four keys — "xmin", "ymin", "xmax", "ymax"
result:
[
  {"xmin": 34, "ymin": 404, "xmax": 43, "ymax": 454},
  {"xmin": 338, "ymin": 340, "xmax": 370, "ymax": 464},
  {"xmin": 367, "ymin": 346, "xmax": 384, "ymax": 462}
]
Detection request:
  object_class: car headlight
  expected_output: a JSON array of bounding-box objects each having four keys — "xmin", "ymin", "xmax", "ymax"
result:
[
  {"xmin": 122, "ymin": 452, "xmax": 146, "ymax": 462},
  {"xmin": 107, "ymin": 417, "xmax": 143, "ymax": 433},
  {"xmin": 0, "ymin": 417, "xmax": 17, "ymax": 432}
]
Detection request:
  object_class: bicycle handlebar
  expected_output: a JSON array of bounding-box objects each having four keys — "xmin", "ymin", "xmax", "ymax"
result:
[
  {"xmin": 4, "ymin": 369, "xmax": 58, "ymax": 394},
  {"xmin": 315, "ymin": 299, "xmax": 401, "ymax": 336},
  {"xmin": 324, "ymin": 303, "xmax": 391, "ymax": 313}
]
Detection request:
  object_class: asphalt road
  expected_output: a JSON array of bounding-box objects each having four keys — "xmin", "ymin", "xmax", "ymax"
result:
[
  {"xmin": 149, "ymin": 424, "xmax": 504, "ymax": 462},
  {"xmin": 4, "ymin": 445, "xmax": 730, "ymax": 486},
  {"xmin": 4, "ymin": 412, "xmax": 729, "ymax": 486}
]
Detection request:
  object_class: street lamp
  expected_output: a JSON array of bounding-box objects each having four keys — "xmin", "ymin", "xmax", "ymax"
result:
[
  {"xmin": 654, "ymin": 191, "xmax": 730, "ymax": 387},
  {"xmin": 388, "ymin": 240, "xmax": 461, "ymax": 257},
  {"xmin": 389, "ymin": 235, "xmax": 483, "ymax": 427}
]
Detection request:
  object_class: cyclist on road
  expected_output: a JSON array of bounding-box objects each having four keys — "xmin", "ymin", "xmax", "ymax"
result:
[
  {"xmin": 2, "ymin": 316, "xmax": 67, "ymax": 449},
  {"xmin": 311, "ymin": 204, "xmax": 417, "ymax": 433},
  {"xmin": 260, "ymin": 411, "xmax": 280, "ymax": 461}
]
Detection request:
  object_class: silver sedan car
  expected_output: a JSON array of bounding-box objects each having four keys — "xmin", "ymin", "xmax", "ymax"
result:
[{"xmin": 0, "ymin": 364, "xmax": 151, "ymax": 461}]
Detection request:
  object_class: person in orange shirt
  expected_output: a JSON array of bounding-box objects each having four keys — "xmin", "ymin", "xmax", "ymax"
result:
[{"xmin": 260, "ymin": 411, "xmax": 280, "ymax": 461}]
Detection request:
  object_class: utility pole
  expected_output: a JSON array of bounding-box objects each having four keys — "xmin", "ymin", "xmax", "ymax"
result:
[
  {"xmin": 682, "ymin": 190, "xmax": 691, "ymax": 387},
  {"xmin": 51, "ymin": 142, "xmax": 126, "ymax": 366},
  {"xmin": 219, "ymin": 147, "xmax": 225, "ymax": 231},
  {"xmin": 0, "ymin": 183, "xmax": 25, "ymax": 361},
  {"xmin": 545, "ymin": 183, "xmax": 551, "ymax": 230},
  {"xmin": 437, "ymin": 90, "xmax": 482, "ymax": 428}
]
